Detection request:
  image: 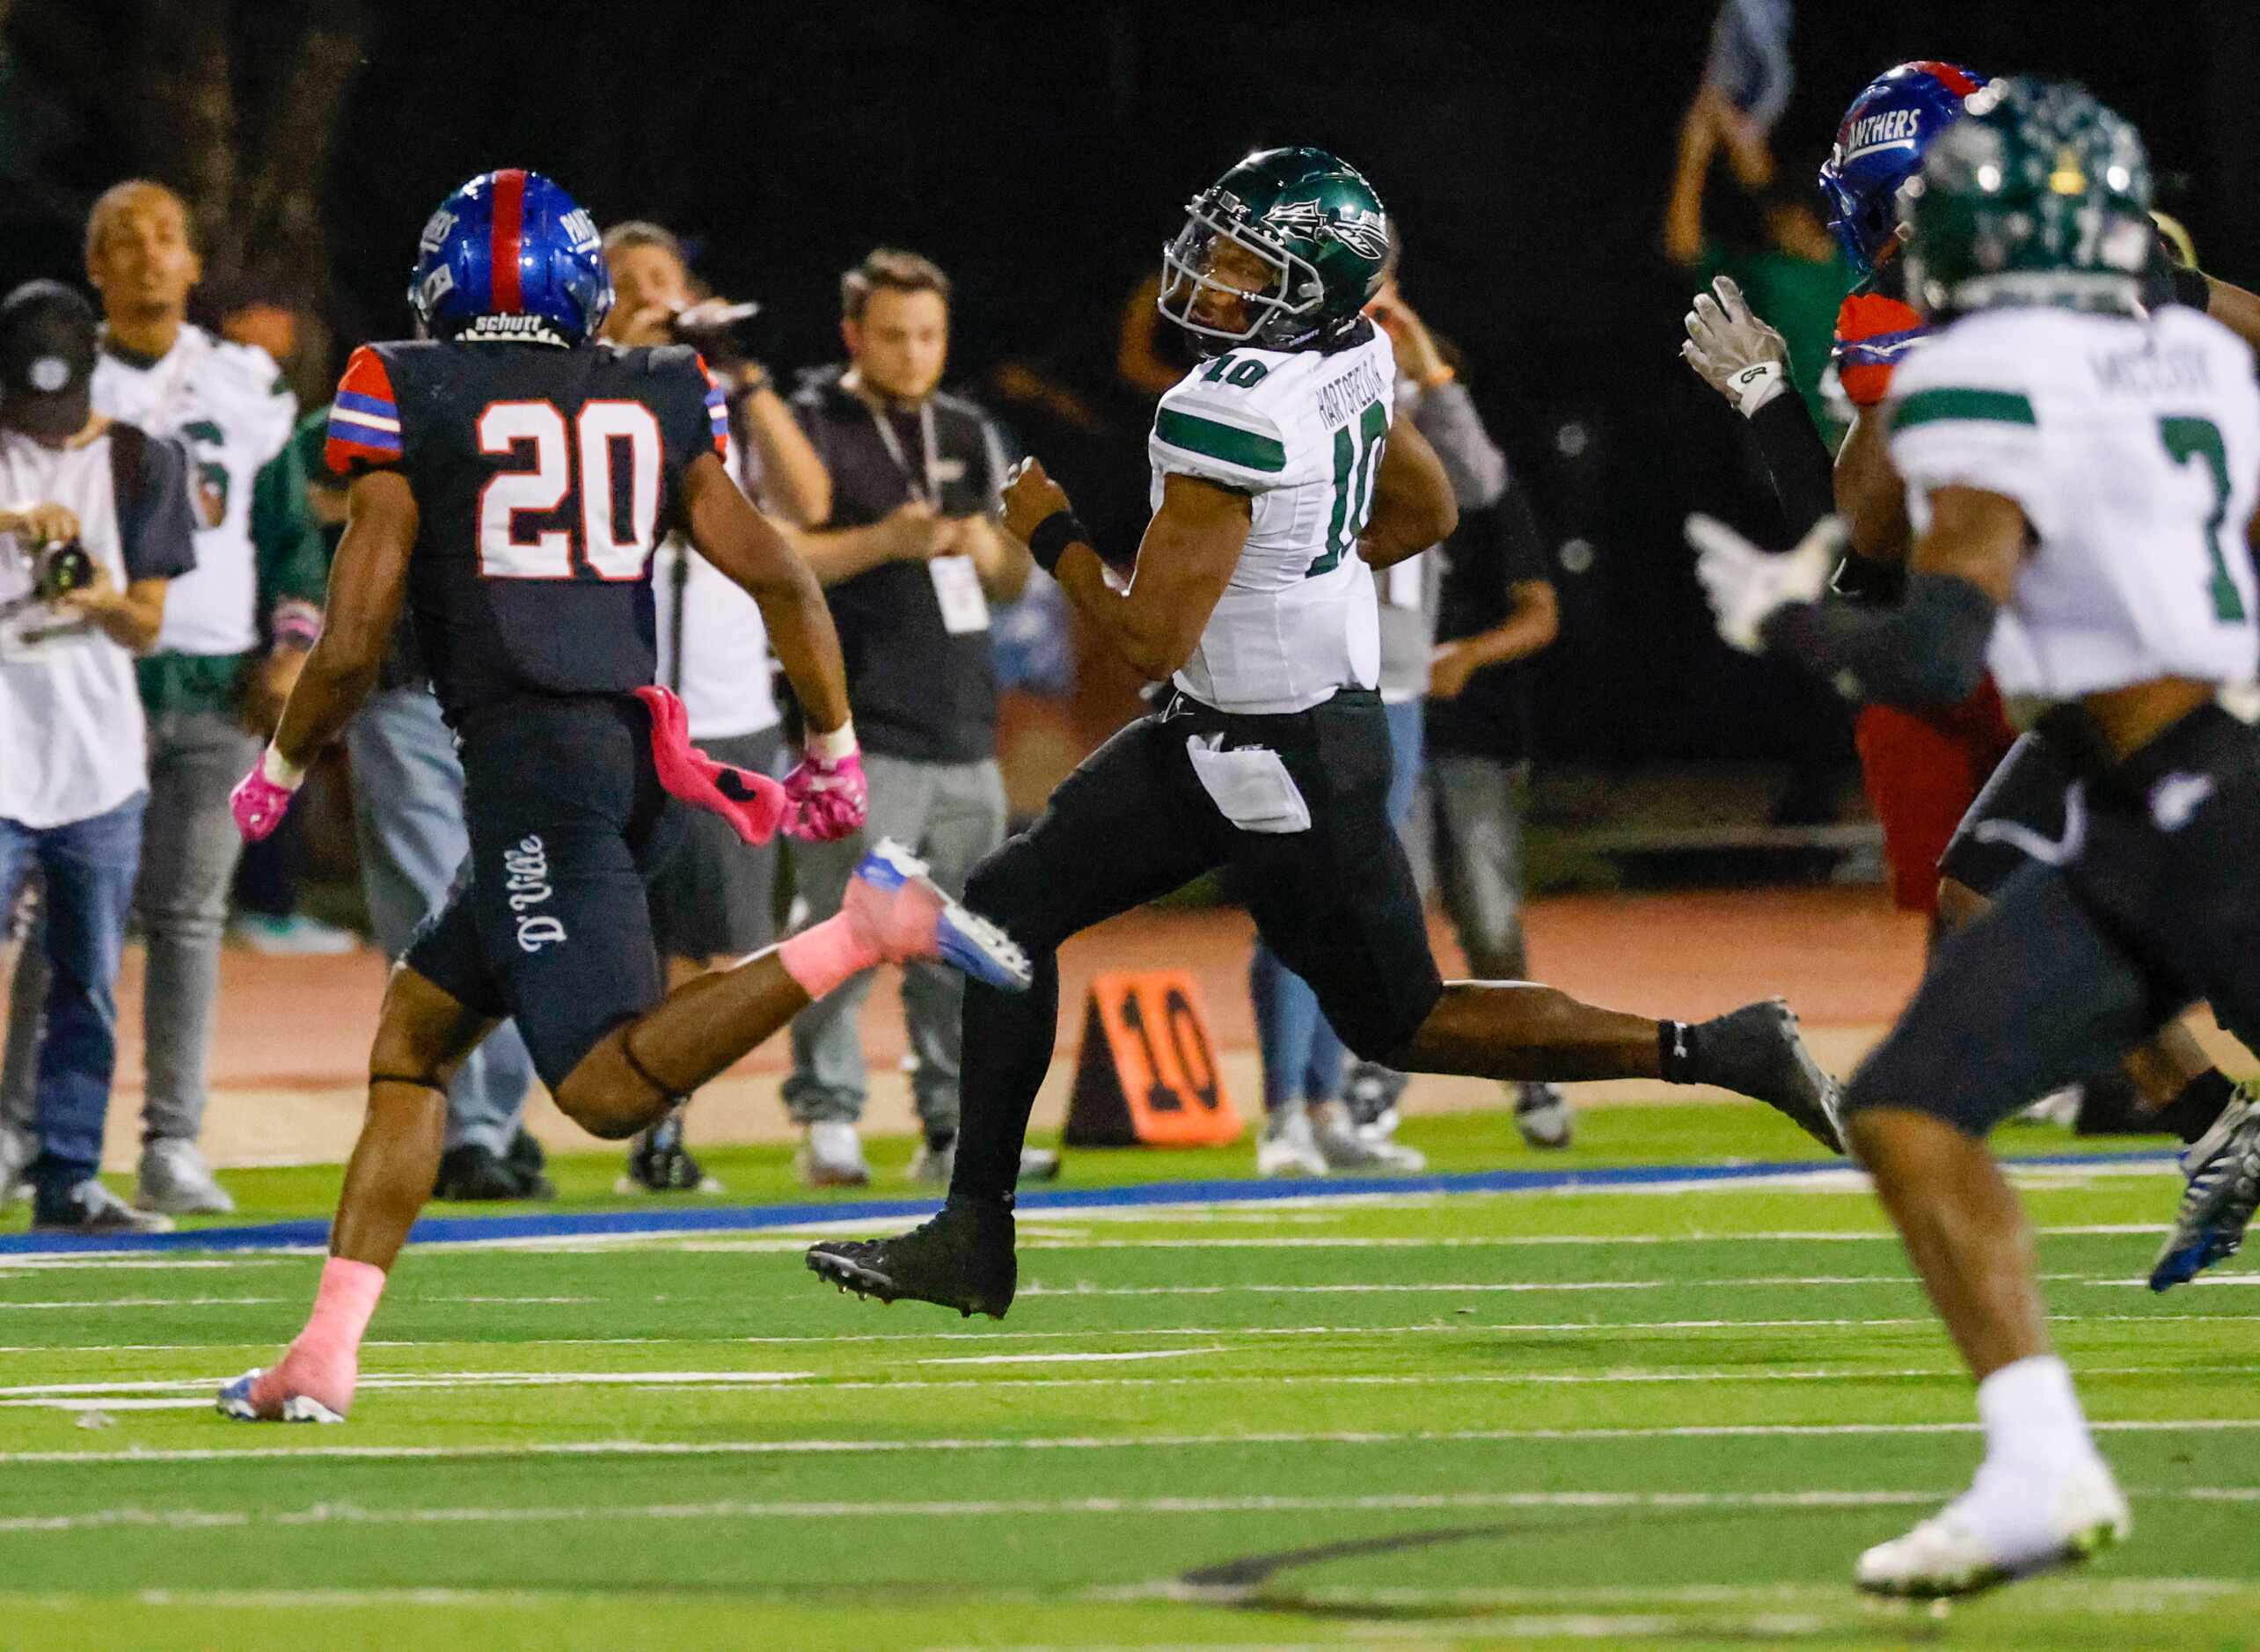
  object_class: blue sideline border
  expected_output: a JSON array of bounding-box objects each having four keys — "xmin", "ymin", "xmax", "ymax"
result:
[{"xmin": 0, "ymin": 1148, "xmax": 2178, "ymax": 1257}]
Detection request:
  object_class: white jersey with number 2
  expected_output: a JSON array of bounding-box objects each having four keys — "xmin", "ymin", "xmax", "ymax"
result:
[
  {"xmin": 1888, "ymin": 303, "xmax": 2260, "ymax": 700},
  {"xmin": 1147, "ymin": 323, "xmax": 1398, "ymax": 714}
]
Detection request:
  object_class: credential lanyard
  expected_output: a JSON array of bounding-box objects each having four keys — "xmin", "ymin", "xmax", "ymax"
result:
[{"xmin": 867, "ymin": 398, "xmax": 940, "ymax": 507}]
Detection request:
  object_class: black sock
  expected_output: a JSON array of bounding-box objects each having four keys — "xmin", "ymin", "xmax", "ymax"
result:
[
  {"xmin": 2153, "ymin": 1068, "xmax": 2236, "ymax": 1145},
  {"xmin": 1658, "ymin": 1020, "xmax": 1697, "ymax": 1084},
  {"xmin": 2073, "ymin": 1069, "xmax": 2152, "ymax": 1136}
]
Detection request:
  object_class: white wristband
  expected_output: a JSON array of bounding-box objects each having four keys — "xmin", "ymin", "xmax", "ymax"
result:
[
  {"xmin": 808, "ymin": 718, "xmax": 858, "ymax": 761},
  {"xmin": 1728, "ymin": 360, "xmax": 1790, "ymax": 419},
  {"xmin": 260, "ymin": 743, "xmax": 307, "ymax": 791}
]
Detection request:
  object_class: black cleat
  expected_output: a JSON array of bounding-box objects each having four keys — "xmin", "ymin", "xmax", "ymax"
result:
[
  {"xmin": 1689, "ymin": 998, "xmax": 1846, "ymax": 1154},
  {"xmin": 618, "ymin": 1107, "xmax": 721, "ymax": 1194},
  {"xmin": 434, "ymin": 1141, "xmax": 556, "ymax": 1202},
  {"xmin": 806, "ymin": 1199, "xmax": 1018, "ymax": 1319}
]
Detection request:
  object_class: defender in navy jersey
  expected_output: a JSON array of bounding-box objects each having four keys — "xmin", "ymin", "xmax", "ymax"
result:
[{"xmin": 216, "ymin": 170, "xmax": 1028, "ymax": 1424}]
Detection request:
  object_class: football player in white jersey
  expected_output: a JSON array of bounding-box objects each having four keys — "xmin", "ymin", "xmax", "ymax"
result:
[
  {"xmin": 1692, "ymin": 80, "xmax": 2260, "ymax": 1596},
  {"xmin": 808, "ymin": 148, "xmax": 1843, "ymax": 1317}
]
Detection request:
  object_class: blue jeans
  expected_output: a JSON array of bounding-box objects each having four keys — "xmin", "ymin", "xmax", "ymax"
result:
[
  {"xmin": 346, "ymin": 687, "xmax": 534, "ymax": 1155},
  {"xmin": 6, "ymin": 708, "xmax": 259, "ymax": 1147},
  {"xmin": 1250, "ymin": 698, "xmax": 1423, "ymax": 1112},
  {"xmin": 0, "ymin": 793, "xmax": 146, "ymax": 1202}
]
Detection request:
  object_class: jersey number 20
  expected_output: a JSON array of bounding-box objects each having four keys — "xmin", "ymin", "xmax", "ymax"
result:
[{"xmin": 477, "ymin": 399, "xmax": 662, "ymax": 581}]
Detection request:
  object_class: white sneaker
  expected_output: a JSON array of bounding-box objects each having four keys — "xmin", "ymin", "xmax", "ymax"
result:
[
  {"xmin": 795, "ymin": 1121, "xmax": 871, "ymax": 1188},
  {"xmin": 910, "ymin": 1140, "xmax": 1061, "ymax": 1188},
  {"xmin": 135, "ymin": 1138, "xmax": 235, "ymax": 1215},
  {"xmin": 228, "ymin": 913, "xmax": 360, "ymax": 956},
  {"xmin": 1256, "ymin": 1104, "xmax": 1327, "ymax": 1178},
  {"xmin": 1514, "ymin": 1083, "xmax": 1574, "ymax": 1150},
  {"xmin": 1855, "ymin": 1456, "xmax": 2130, "ymax": 1597},
  {"xmin": 1311, "ymin": 1100, "xmax": 1427, "ymax": 1172},
  {"xmin": 33, "ymin": 1179, "xmax": 174, "ymax": 1235},
  {"xmin": 909, "ymin": 1137, "xmax": 954, "ymax": 1188},
  {"xmin": 0, "ymin": 1123, "xmax": 32, "ymax": 1206},
  {"xmin": 2015, "ymin": 1087, "xmax": 2082, "ymax": 1127}
]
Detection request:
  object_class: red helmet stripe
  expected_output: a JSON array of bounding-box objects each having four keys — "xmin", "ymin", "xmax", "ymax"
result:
[
  {"xmin": 1909, "ymin": 59, "xmax": 1981, "ymax": 98},
  {"xmin": 489, "ymin": 168, "xmax": 527, "ymax": 312}
]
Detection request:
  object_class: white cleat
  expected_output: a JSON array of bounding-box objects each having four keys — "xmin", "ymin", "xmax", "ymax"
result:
[
  {"xmin": 135, "ymin": 1137, "xmax": 235, "ymax": 1216},
  {"xmin": 1311, "ymin": 1099, "xmax": 1426, "ymax": 1172},
  {"xmin": 1256, "ymin": 1104, "xmax": 1327, "ymax": 1178},
  {"xmin": 1854, "ymin": 1458, "xmax": 2130, "ymax": 1598}
]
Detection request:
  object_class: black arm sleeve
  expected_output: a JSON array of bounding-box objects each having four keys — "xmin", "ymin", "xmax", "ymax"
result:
[
  {"xmin": 1759, "ymin": 571, "xmax": 1997, "ymax": 710},
  {"xmin": 120, "ymin": 430, "xmax": 199, "ymax": 582},
  {"xmin": 1742, "ymin": 391, "xmax": 1837, "ymax": 539}
]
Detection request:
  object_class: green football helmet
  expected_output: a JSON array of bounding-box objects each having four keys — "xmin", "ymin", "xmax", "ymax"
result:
[
  {"xmin": 1900, "ymin": 77, "xmax": 2154, "ymax": 320},
  {"xmin": 1159, "ymin": 146, "xmax": 1392, "ymax": 353}
]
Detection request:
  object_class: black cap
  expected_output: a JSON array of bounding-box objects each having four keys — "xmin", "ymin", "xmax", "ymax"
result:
[{"xmin": 0, "ymin": 281, "xmax": 98, "ymax": 441}]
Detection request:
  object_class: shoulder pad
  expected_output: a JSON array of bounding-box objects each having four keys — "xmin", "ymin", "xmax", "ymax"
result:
[{"xmin": 1152, "ymin": 368, "xmax": 1292, "ymax": 486}]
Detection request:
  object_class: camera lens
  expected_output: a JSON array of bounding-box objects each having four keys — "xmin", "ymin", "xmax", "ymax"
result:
[{"xmin": 34, "ymin": 539, "xmax": 93, "ymax": 601}]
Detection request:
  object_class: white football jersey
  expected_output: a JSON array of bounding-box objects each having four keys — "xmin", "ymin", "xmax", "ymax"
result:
[
  {"xmin": 93, "ymin": 324, "xmax": 297, "ymax": 658},
  {"xmin": 1889, "ymin": 304, "xmax": 2260, "ymax": 700},
  {"xmin": 1146, "ymin": 324, "xmax": 1396, "ymax": 713}
]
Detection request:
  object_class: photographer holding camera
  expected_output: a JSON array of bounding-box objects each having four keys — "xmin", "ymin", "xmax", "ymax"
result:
[
  {"xmin": 582, "ymin": 221, "xmax": 835, "ymax": 1191},
  {"xmin": 0, "ymin": 281, "xmax": 197, "ymax": 1232}
]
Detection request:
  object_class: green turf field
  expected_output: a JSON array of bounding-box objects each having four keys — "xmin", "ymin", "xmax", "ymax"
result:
[{"xmin": 1, "ymin": 1105, "xmax": 2253, "ymax": 1651}]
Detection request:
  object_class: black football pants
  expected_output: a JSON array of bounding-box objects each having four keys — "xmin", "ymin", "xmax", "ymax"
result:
[{"xmin": 949, "ymin": 688, "xmax": 1444, "ymax": 1203}]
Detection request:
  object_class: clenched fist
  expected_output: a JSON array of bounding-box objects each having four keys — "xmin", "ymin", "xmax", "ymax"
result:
[{"xmin": 1000, "ymin": 456, "xmax": 1072, "ymax": 545}]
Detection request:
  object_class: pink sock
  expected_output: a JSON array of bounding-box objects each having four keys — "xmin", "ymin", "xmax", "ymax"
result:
[
  {"xmin": 296, "ymin": 1255, "xmax": 385, "ymax": 1361},
  {"xmin": 779, "ymin": 912, "xmax": 881, "ymax": 1000}
]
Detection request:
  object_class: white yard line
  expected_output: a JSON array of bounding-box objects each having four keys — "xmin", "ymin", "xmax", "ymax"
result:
[
  {"xmin": 916, "ymin": 1348, "xmax": 1227, "ymax": 1366},
  {"xmin": 5, "ymin": 1299, "xmax": 2251, "ymax": 1359},
  {"xmin": 0, "ymin": 1258, "xmax": 282, "ymax": 1271},
  {"xmin": 8, "ymin": 1416, "xmax": 2260, "ymax": 1467},
  {"xmin": 0, "ymin": 1362, "xmax": 2230, "ymax": 1409},
  {"xmin": 479, "ymin": 1221, "xmax": 2178, "ymax": 1255},
  {"xmin": 0, "ymin": 1484, "xmax": 2249, "ymax": 1535},
  {"xmin": 0, "ymin": 1298, "xmax": 280, "ymax": 1311}
]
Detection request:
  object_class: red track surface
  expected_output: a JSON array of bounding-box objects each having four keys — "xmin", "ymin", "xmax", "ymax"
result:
[{"xmin": 128, "ymin": 886, "xmax": 1930, "ymax": 1095}]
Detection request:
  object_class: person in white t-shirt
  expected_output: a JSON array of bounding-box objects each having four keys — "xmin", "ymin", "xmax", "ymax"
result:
[
  {"xmin": 2, "ymin": 181, "xmax": 327, "ymax": 1220},
  {"xmin": 0, "ymin": 281, "xmax": 197, "ymax": 1233},
  {"xmin": 598, "ymin": 223, "xmax": 830, "ymax": 1192}
]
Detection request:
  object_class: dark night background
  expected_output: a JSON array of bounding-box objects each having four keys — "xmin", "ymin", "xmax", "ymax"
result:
[{"xmin": 3, "ymin": 0, "xmax": 2253, "ymax": 770}]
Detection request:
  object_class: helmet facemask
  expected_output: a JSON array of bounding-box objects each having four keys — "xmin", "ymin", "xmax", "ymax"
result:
[{"xmin": 1159, "ymin": 192, "xmax": 1325, "ymax": 351}]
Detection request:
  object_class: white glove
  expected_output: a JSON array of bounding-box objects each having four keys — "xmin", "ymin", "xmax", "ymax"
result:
[
  {"xmin": 1681, "ymin": 274, "xmax": 1793, "ymax": 417},
  {"xmin": 1685, "ymin": 512, "xmax": 1841, "ymax": 654}
]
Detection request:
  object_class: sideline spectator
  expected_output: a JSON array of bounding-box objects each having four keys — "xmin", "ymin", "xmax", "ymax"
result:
[
  {"xmin": 779, "ymin": 249, "xmax": 1034, "ymax": 1188},
  {"xmin": 0, "ymin": 281, "xmax": 197, "ymax": 1232},
  {"xmin": 597, "ymin": 219, "xmax": 831, "ymax": 1193},
  {"xmin": 4, "ymin": 182, "xmax": 325, "ymax": 1217},
  {"xmin": 217, "ymin": 294, "xmax": 357, "ymax": 957},
  {"xmin": 1250, "ymin": 280, "xmax": 1510, "ymax": 1176},
  {"xmin": 1420, "ymin": 427, "xmax": 1565, "ymax": 1145},
  {"xmin": 297, "ymin": 410, "xmax": 549, "ymax": 1202}
]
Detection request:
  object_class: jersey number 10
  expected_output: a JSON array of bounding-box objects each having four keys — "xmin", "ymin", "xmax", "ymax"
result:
[{"xmin": 477, "ymin": 399, "xmax": 663, "ymax": 581}]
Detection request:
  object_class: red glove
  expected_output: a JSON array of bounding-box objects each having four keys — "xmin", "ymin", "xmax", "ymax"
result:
[
  {"xmin": 633, "ymin": 686, "xmax": 789, "ymax": 846},
  {"xmin": 783, "ymin": 746, "xmax": 868, "ymax": 842}
]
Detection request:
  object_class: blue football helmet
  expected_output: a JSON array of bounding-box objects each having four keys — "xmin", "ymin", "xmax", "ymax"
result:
[
  {"xmin": 406, "ymin": 169, "xmax": 611, "ymax": 346},
  {"xmin": 1818, "ymin": 61, "xmax": 1989, "ymax": 275}
]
